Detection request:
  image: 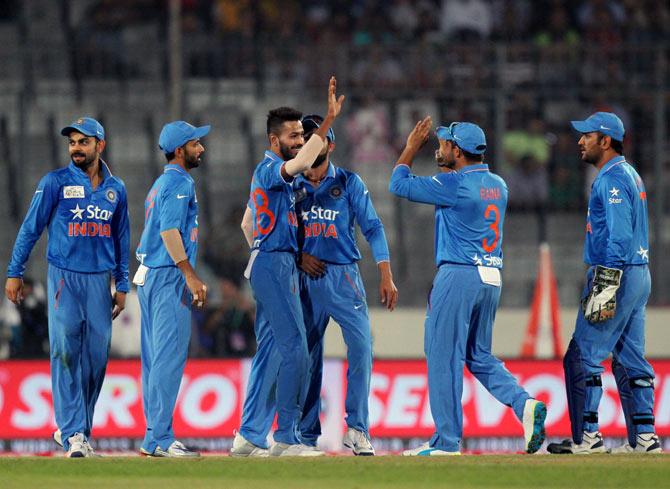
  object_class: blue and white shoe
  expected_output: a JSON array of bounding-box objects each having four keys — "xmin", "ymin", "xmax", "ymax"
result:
[
  {"xmin": 343, "ymin": 428, "xmax": 375, "ymax": 456},
  {"xmin": 610, "ymin": 433, "xmax": 662, "ymax": 454},
  {"xmin": 522, "ymin": 398, "xmax": 547, "ymax": 454},
  {"xmin": 144, "ymin": 440, "xmax": 200, "ymax": 458},
  {"xmin": 402, "ymin": 442, "xmax": 461, "ymax": 456}
]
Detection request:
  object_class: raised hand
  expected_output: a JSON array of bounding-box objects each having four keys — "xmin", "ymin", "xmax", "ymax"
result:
[
  {"xmin": 406, "ymin": 116, "xmax": 432, "ymax": 151},
  {"xmin": 326, "ymin": 76, "xmax": 345, "ymax": 120}
]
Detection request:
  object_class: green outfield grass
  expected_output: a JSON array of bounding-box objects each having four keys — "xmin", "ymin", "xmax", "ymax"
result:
[{"xmin": 2, "ymin": 455, "xmax": 669, "ymax": 489}]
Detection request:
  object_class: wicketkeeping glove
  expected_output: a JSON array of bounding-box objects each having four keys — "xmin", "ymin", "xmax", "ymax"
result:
[{"xmin": 581, "ymin": 265, "xmax": 622, "ymax": 323}]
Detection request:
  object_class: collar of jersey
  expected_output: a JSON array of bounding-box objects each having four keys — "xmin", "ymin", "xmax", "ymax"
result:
[
  {"xmin": 264, "ymin": 150, "xmax": 284, "ymax": 163},
  {"xmin": 459, "ymin": 163, "xmax": 489, "ymax": 173},
  {"xmin": 163, "ymin": 163, "xmax": 192, "ymax": 179},
  {"xmin": 68, "ymin": 160, "xmax": 113, "ymax": 185},
  {"xmin": 599, "ymin": 156, "xmax": 626, "ymax": 175}
]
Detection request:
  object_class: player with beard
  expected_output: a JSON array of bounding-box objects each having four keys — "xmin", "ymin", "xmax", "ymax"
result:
[
  {"xmin": 547, "ymin": 112, "xmax": 660, "ymax": 454},
  {"xmin": 230, "ymin": 114, "xmax": 397, "ymax": 456},
  {"xmin": 233, "ymin": 78, "xmax": 344, "ymax": 457},
  {"xmin": 390, "ymin": 118, "xmax": 546, "ymax": 456},
  {"xmin": 135, "ymin": 121, "xmax": 209, "ymax": 458},
  {"xmin": 6, "ymin": 117, "xmax": 130, "ymax": 457}
]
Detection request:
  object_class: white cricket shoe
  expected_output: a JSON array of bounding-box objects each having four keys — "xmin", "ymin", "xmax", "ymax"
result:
[
  {"xmin": 55, "ymin": 429, "xmax": 100, "ymax": 456},
  {"xmin": 547, "ymin": 431, "xmax": 607, "ymax": 454},
  {"xmin": 67, "ymin": 433, "xmax": 87, "ymax": 458},
  {"xmin": 402, "ymin": 442, "xmax": 461, "ymax": 456},
  {"xmin": 343, "ymin": 428, "xmax": 375, "ymax": 456},
  {"xmin": 230, "ymin": 432, "xmax": 269, "ymax": 457},
  {"xmin": 522, "ymin": 399, "xmax": 547, "ymax": 454},
  {"xmin": 153, "ymin": 440, "xmax": 200, "ymax": 458},
  {"xmin": 610, "ymin": 433, "xmax": 662, "ymax": 454},
  {"xmin": 269, "ymin": 442, "xmax": 325, "ymax": 457},
  {"xmin": 84, "ymin": 439, "xmax": 102, "ymax": 457},
  {"xmin": 53, "ymin": 429, "xmax": 63, "ymax": 447}
]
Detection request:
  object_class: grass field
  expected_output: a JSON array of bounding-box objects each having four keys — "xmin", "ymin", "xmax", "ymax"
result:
[{"xmin": 2, "ymin": 455, "xmax": 670, "ymax": 489}]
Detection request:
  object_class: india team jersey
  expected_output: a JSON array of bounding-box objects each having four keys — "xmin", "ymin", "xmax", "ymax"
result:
[
  {"xmin": 7, "ymin": 161, "xmax": 130, "ymax": 292},
  {"xmin": 136, "ymin": 164, "xmax": 199, "ymax": 268},
  {"xmin": 584, "ymin": 156, "xmax": 649, "ymax": 267},
  {"xmin": 248, "ymin": 151, "xmax": 299, "ymax": 253},
  {"xmin": 389, "ymin": 163, "xmax": 506, "ymax": 269},
  {"xmin": 293, "ymin": 163, "xmax": 389, "ymax": 264}
]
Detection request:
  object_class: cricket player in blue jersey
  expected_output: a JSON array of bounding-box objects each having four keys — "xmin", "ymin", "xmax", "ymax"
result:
[
  {"xmin": 135, "ymin": 121, "xmax": 209, "ymax": 458},
  {"xmin": 231, "ymin": 113, "xmax": 398, "ymax": 456},
  {"xmin": 232, "ymin": 78, "xmax": 344, "ymax": 457},
  {"xmin": 6, "ymin": 117, "xmax": 130, "ymax": 457},
  {"xmin": 547, "ymin": 112, "xmax": 661, "ymax": 454},
  {"xmin": 295, "ymin": 114, "xmax": 398, "ymax": 456},
  {"xmin": 389, "ymin": 117, "xmax": 546, "ymax": 456}
]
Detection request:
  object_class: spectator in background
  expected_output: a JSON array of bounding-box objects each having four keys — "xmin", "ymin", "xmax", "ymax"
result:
[
  {"xmin": 534, "ymin": 3, "xmax": 580, "ymax": 47},
  {"xmin": 0, "ymin": 278, "xmax": 49, "ymax": 359},
  {"xmin": 439, "ymin": 0, "xmax": 493, "ymax": 41},
  {"xmin": 202, "ymin": 276, "xmax": 256, "ymax": 358},
  {"xmin": 503, "ymin": 119, "xmax": 551, "ymax": 211},
  {"xmin": 345, "ymin": 96, "xmax": 395, "ymax": 169},
  {"xmin": 549, "ymin": 132, "xmax": 583, "ymax": 210}
]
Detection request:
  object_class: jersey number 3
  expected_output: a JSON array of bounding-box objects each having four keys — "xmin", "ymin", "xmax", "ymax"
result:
[{"xmin": 482, "ymin": 204, "xmax": 500, "ymax": 253}]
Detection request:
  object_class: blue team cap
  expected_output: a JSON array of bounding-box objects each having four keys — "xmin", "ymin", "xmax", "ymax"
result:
[
  {"xmin": 61, "ymin": 117, "xmax": 105, "ymax": 140},
  {"xmin": 571, "ymin": 112, "xmax": 625, "ymax": 142},
  {"xmin": 436, "ymin": 122, "xmax": 487, "ymax": 154},
  {"xmin": 301, "ymin": 114, "xmax": 335, "ymax": 142},
  {"xmin": 158, "ymin": 121, "xmax": 211, "ymax": 154}
]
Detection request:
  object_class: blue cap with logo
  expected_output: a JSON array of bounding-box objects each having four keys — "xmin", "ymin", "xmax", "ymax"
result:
[
  {"xmin": 301, "ymin": 114, "xmax": 335, "ymax": 142},
  {"xmin": 436, "ymin": 122, "xmax": 487, "ymax": 154},
  {"xmin": 158, "ymin": 121, "xmax": 211, "ymax": 154},
  {"xmin": 61, "ymin": 117, "xmax": 105, "ymax": 140},
  {"xmin": 571, "ymin": 112, "xmax": 625, "ymax": 142}
]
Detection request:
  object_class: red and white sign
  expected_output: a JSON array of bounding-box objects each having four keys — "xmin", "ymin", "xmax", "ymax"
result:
[
  {"xmin": 0, "ymin": 360, "xmax": 243, "ymax": 438},
  {"xmin": 367, "ymin": 360, "xmax": 670, "ymax": 438},
  {"xmin": 0, "ymin": 359, "xmax": 669, "ymax": 440}
]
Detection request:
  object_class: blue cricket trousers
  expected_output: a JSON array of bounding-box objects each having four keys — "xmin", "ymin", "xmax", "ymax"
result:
[
  {"xmin": 47, "ymin": 265, "xmax": 112, "ymax": 451},
  {"xmin": 299, "ymin": 262, "xmax": 372, "ymax": 445},
  {"xmin": 138, "ymin": 266, "xmax": 191, "ymax": 453},
  {"xmin": 573, "ymin": 264, "xmax": 654, "ymax": 434},
  {"xmin": 426, "ymin": 264, "xmax": 529, "ymax": 452},
  {"xmin": 240, "ymin": 251, "xmax": 309, "ymax": 447}
]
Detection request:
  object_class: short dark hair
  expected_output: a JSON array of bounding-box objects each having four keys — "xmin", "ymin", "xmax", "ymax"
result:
[
  {"xmin": 164, "ymin": 151, "xmax": 176, "ymax": 162},
  {"xmin": 611, "ymin": 139, "xmax": 624, "ymax": 155},
  {"xmin": 267, "ymin": 107, "xmax": 303, "ymax": 136},
  {"xmin": 597, "ymin": 133, "xmax": 624, "ymax": 155},
  {"xmin": 460, "ymin": 147, "xmax": 484, "ymax": 162}
]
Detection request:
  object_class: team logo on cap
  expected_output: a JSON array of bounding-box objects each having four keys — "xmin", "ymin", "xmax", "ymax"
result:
[
  {"xmin": 329, "ymin": 186, "xmax": 342, "ymax": 198},
  {"xmin": 106, "ymin": 189, "xmax": 117, "ymax": 203},
  {"xmin": 77, "ymin": 118, "xmax": 84, "ymax": 124}
]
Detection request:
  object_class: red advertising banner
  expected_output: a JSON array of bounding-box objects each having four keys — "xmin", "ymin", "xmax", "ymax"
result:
[
  {"xmin": 0, "ymin": 359, "xmax": 243, "ymax": 439},
  {"xmin": 367, "ymin": 359, "xmax": 670, "ymax": 438},
  {"xmin": 0, "ymin": 359, "xmax": 669, "ymax": 440}
]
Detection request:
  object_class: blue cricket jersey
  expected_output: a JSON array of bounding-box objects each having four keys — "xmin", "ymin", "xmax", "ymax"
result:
[
  {"xmin": 389, "ymin": 164, "xmax": 506, "ymax": 269},
  {"xmin": 584, "ymin": 156, "xmax": 649, "ymax": 267},
  {"xmin": 293, "ymin": 163, "xmax": 389, "ymax": 264},
  {"xmin": 136, "ymin": 164, "xmax": 199, "ymax": 268},
  {"xmin": 7, "ymin": 161, "xmax": 130, "ymax": 292},
  {"xmin": 248, "ymin": 151, "xmax": 299, "ymax": 253}
]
